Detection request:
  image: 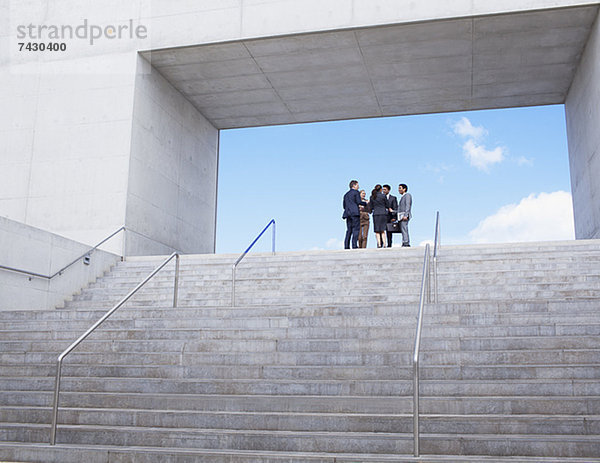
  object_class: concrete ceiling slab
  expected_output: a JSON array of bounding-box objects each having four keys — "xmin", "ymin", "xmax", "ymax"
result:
[
  {"xmin": 244, "ymin": 30, "xmax": 358, "ymax": 56},
  {"xmin": 142, "ymin": 5, "xmax": 600, "ymax": 129}
]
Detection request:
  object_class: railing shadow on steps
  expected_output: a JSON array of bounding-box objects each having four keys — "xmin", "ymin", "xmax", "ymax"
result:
[
  {"xmin": 0, "ymin": 226, "xmax": 128, "ymax": 280},
  {"xmin": 231, "ymin": 219, "xmax": 276, "ymax": 307},
  {"xmin": 49, "ymin": 252, "xmax": 181, "ymax": 445},
  {"xmin": 412, "ymin": 211, "xmax": 440, "ymax": 457}
]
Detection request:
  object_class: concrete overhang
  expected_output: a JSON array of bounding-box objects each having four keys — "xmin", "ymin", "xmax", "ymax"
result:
[{"xmin": 141, "ymin": 5, "xmax": 600, "ymax": 129}]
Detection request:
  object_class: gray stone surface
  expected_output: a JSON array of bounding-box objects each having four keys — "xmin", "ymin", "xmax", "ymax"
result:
[
  {"xmin": 2, "ymin": 0, "xmax": 600, "ymax": 248},
  {"xmin": 0, "ymin": 216, "xmax": 120, "ymax": 311},
  {"xmin": 144, "ymin": 6, "xmax": 599, "ymax": 129},
  {"xmin": 1, "ymin": 241, "xmax": 600, "ymax": 460},
  {"xmin": 566, "ymin": 10, "xmax": 600, "ymax": 239},
  {"xmin": 125, "ymin": 56, "xmax": 219, "ymax": 255}
]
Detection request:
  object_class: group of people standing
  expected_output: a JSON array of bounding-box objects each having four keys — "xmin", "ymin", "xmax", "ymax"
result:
[{"xmin": 343, "ymin": 180, "xmax": 412, "ymax": 249}]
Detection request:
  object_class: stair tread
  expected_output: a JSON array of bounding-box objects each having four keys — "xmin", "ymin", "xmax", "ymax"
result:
[
  {"xmin": 2, "ymin": 441, "xmax": 598, "ymax": 462},
  {"xmin": 3, "ymin": 241, "xmax": 600, "ymax": 460}
]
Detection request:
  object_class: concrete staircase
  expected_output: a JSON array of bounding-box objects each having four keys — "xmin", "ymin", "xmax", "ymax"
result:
[{"xmin": 1, "ymin": 240, "xmax": 600, "ymax": 462}]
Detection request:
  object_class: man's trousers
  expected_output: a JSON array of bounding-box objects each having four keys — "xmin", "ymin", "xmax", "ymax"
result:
[{"xmin": 344, "ymin": 215, "xmax": 361, "ymax": 249}]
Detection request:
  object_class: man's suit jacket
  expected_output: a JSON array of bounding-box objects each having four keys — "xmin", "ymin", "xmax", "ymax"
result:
[
  {"xmin": 398, "ymin": 193, "xmax": 412, "ymax": 219},
  {"xmin": 343, "ymin": 188, "xmax": 362, "ymax": 218},
  {"xmin": 387, "ymin": 194, "xmax": 398, "ymax": 222}
]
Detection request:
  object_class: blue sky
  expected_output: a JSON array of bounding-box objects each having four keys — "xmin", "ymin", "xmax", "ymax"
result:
[{"xmin": 215, "ymin": 105, "xmax": 574, "ymax": 254}]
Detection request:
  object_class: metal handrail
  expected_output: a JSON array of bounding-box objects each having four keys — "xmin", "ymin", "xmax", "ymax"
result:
[
  {"xmin": 412, "ymin": 243, "xmax": 431, "ymax": 457},
  {"xmin": 412, "ymin": 212, "xmax": 441, "ymax": 456},
  {"xmin": 49, "ymin": 252, "xmax": 180, "ymax": 445},
  {"xmin": 433, "ymin": 211, "xmax": 441, "ymax": 303},
  {"xmin": 231, "ymin": 219, "xmax": 276, "ymax": 306},
  {"xmin": 0, "ymin": 226, "xmax": 127, "ymax": 280}
]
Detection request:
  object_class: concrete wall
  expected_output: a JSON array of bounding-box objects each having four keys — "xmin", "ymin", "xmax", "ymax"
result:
[
  {"xmin": 125, "ymin": 56, "xmax": 219, "ymax": 255},
  {"xmin": 1, "ymin": 0, "xmax": 222, "ymax": 255},
  {"xmin": 0, "ymin": 1, "xmax": 151, "ymax": 254},
  {"xmin": 0, "ymin": 216, "xmax": 121, "ymax": 311},
  {"xmin": 142, "ymin": 0, "xmax": 600, "ymax": 50},
  {"xmin": 566, "ymin": 10, "xmax": 600, "ymax": 239},
  {"xmin": 1, "ymin": 0, "xmax": 600, "ymax": 252},
  {"xmin": 0, "ymin": 58, "xmax": 136, "ymax": 254},
  {"xmin": 0, "ymin": 12, "xmax": 141, "ymax": 253}
]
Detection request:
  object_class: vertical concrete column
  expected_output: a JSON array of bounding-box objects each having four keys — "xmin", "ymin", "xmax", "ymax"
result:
[
  {"xmin": 565, "ymin": 10, "xmax": 600, "ymax": 239},
  {"xmin": 124, "ymin": 56, "xmax": 219, "ymax": 255}
]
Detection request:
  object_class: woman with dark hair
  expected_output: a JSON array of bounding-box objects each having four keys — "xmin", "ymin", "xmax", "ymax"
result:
[
  {"xmin": 369, "ymin": 184, "xmax": 389, "ymax": 248},
  {"xmin": 358, "ymin": 189, "xmax": 370, "ymax": 248}
]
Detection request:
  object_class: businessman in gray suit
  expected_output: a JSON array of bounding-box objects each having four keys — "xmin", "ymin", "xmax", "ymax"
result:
[{"xmin": 398, "ymin": 183, "xmax": 412, "ymax": 247}]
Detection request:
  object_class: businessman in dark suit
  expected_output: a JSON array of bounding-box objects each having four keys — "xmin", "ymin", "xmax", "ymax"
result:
[
  {"xmin": 383, "ymin": 184, "xmax": 398, "ymax": 248},
  {"xmin": 343, "ymin": 180, "xmax": 365, "ymax": 249}
]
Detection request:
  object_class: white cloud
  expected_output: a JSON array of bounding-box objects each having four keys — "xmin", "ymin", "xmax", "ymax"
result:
[
  {"xmin": 326, "ymin": 238, "xmax": 344, "ymax": 249},
  {"xmin": 462, "ymin": 139, "xmax": 505, "ymax": 172},
  {"xmin": 516, "ymin": 156, "xmax": 534, "ymax": 167},
  {"xmin": 451, "ymin": 117, "xmax": 505, "ymax": 172},
  {"xmin": 469, "ymin": 191, "xmax": 575, "ymax": 244},
  {"xmin": 419, "ymin": 239, "xmax": 434, "ymax": 247},
  {"xmin": 453, "ymin": 117, "xmax": 487, "ymax": 140}
]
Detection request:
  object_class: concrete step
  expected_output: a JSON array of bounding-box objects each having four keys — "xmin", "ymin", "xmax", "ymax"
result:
[
  {"xmin": 2, "ymin": 321, "xmax": 599, "ymax": 346},
  {"xmin": 2, "ymin": 299, "xmax": 599, "ymax": 324},
  {"xmin": 3, "ymin": 240, "xmax": 600, "ymax": 461},
  {"xmin": 106, "ymin": 257, "xmax": 600, "ymax": 275},
  {"xmin": 3, "ymin": 319, "xmax": 599, "ymax": 339},
  {"xmin": 4, "ymin": 310, "xmax": 598, "ymax": 330},
  {"xmin": 3, "ymin": 334, "xmax": 600, "ymax": 355},
  {"xmin": 2, "ymin": 423, "xmax": 600, "ymax": 457},
  {"xmin": 2, "ymin": 377, "xmax": 600, "ymax": 396},
  {"xmin": 2, "ymin": 442, "xmax": 600, "ymax": 463},
  {"xmin": 1, "ymin": 360, "xmax": 599, "ymax": 381},
  {"xmin": 3, "ymin": 406, "xmax": 600, "ymax": 435},
  {"xmin": 3, "ymin": 327, "xmax": 600, "ymax": 352},
  {"xmin": 2, "ymin": 349, "xmax": 599, "ymax": 368},
  {"xmin": 114, "ymin": 247, "xmax": 600, "ymax": 266},
  {"xmin": 1, "ymin": 422, "xmax": 414, "ymax": 454},
  {"xmin": 86, "ymin": 264, "xmax": 600, "ymax": 280},
  {"xmin": 95, "ymin": 272, "xmax": 593, "ymax": 292},
  {"xmin": 62, "ymin": 289, "xmax": 600, "ymax": 308},
  {"xmin": 2, "ymin": 392, "xmax": 599, "ymax": 415},
  {"xmin": 79, "ymin": 266, "xmax": 600, "ymax": 282},
  {"xmin": 69, "ymin": 281, "xmax": 600, "ymax": 301}
]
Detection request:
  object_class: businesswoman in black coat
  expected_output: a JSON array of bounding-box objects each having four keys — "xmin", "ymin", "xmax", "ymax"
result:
[{"xmin": 370, "ymin": 184, "xmax": 389, "ymax": 248}]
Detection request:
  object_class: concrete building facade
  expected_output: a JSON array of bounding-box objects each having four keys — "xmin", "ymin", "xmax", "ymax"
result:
[{"xmin": 1, "ymin": 0, "xmax": 599, "ymax": 255}]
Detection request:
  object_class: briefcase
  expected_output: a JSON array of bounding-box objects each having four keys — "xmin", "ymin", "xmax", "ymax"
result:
[{"xmin": 386, "ymin": 222, "xmax": 401, "ymax": 233}]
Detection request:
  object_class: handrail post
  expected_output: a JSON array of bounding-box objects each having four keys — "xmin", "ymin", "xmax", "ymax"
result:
[
  {"xmin": 49, "ymin": 251, "xmax": 179, "ymax": 445},
  {"xmin": 232, "ymin": 265, "xmax": 236, "ymax": 307},
  {"xmin": 231, "ymin": 219, "xmax": 276, "ymax": 308},
  {"xmin": 413, "ymin": 243, "xmax": 430, "ymax": 457},
  {"xmin": 427, "ymin": 249, "xmax": 431, "ymax": 304},
  {"xmin": 50, "ymin": 359, "xmax": 63, "ymax": 445},
  {"xmin": 434, "ymin": 215, "xmax": 438, "ymax": 304},
  {"xmin": 413, "ymin": 359, "xmax": 420, "ymax": 456},
  {"xmin": 173, "ymin": 254, "xmax": 180, "ymax": 308},
  {"xmin": 433, "ymin": 255, "xmax": 438, "ymax": 304},
  {"xmin": 272, "ymin": 220, "xmax": 276, "ymax": 256},
  {"xmin": 122, "ymin": 227, "xmax": 127, "ymax": 262},
  {"xmin": 411, "ymin": 213, "xmax": 440, "ymax": 457}
]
